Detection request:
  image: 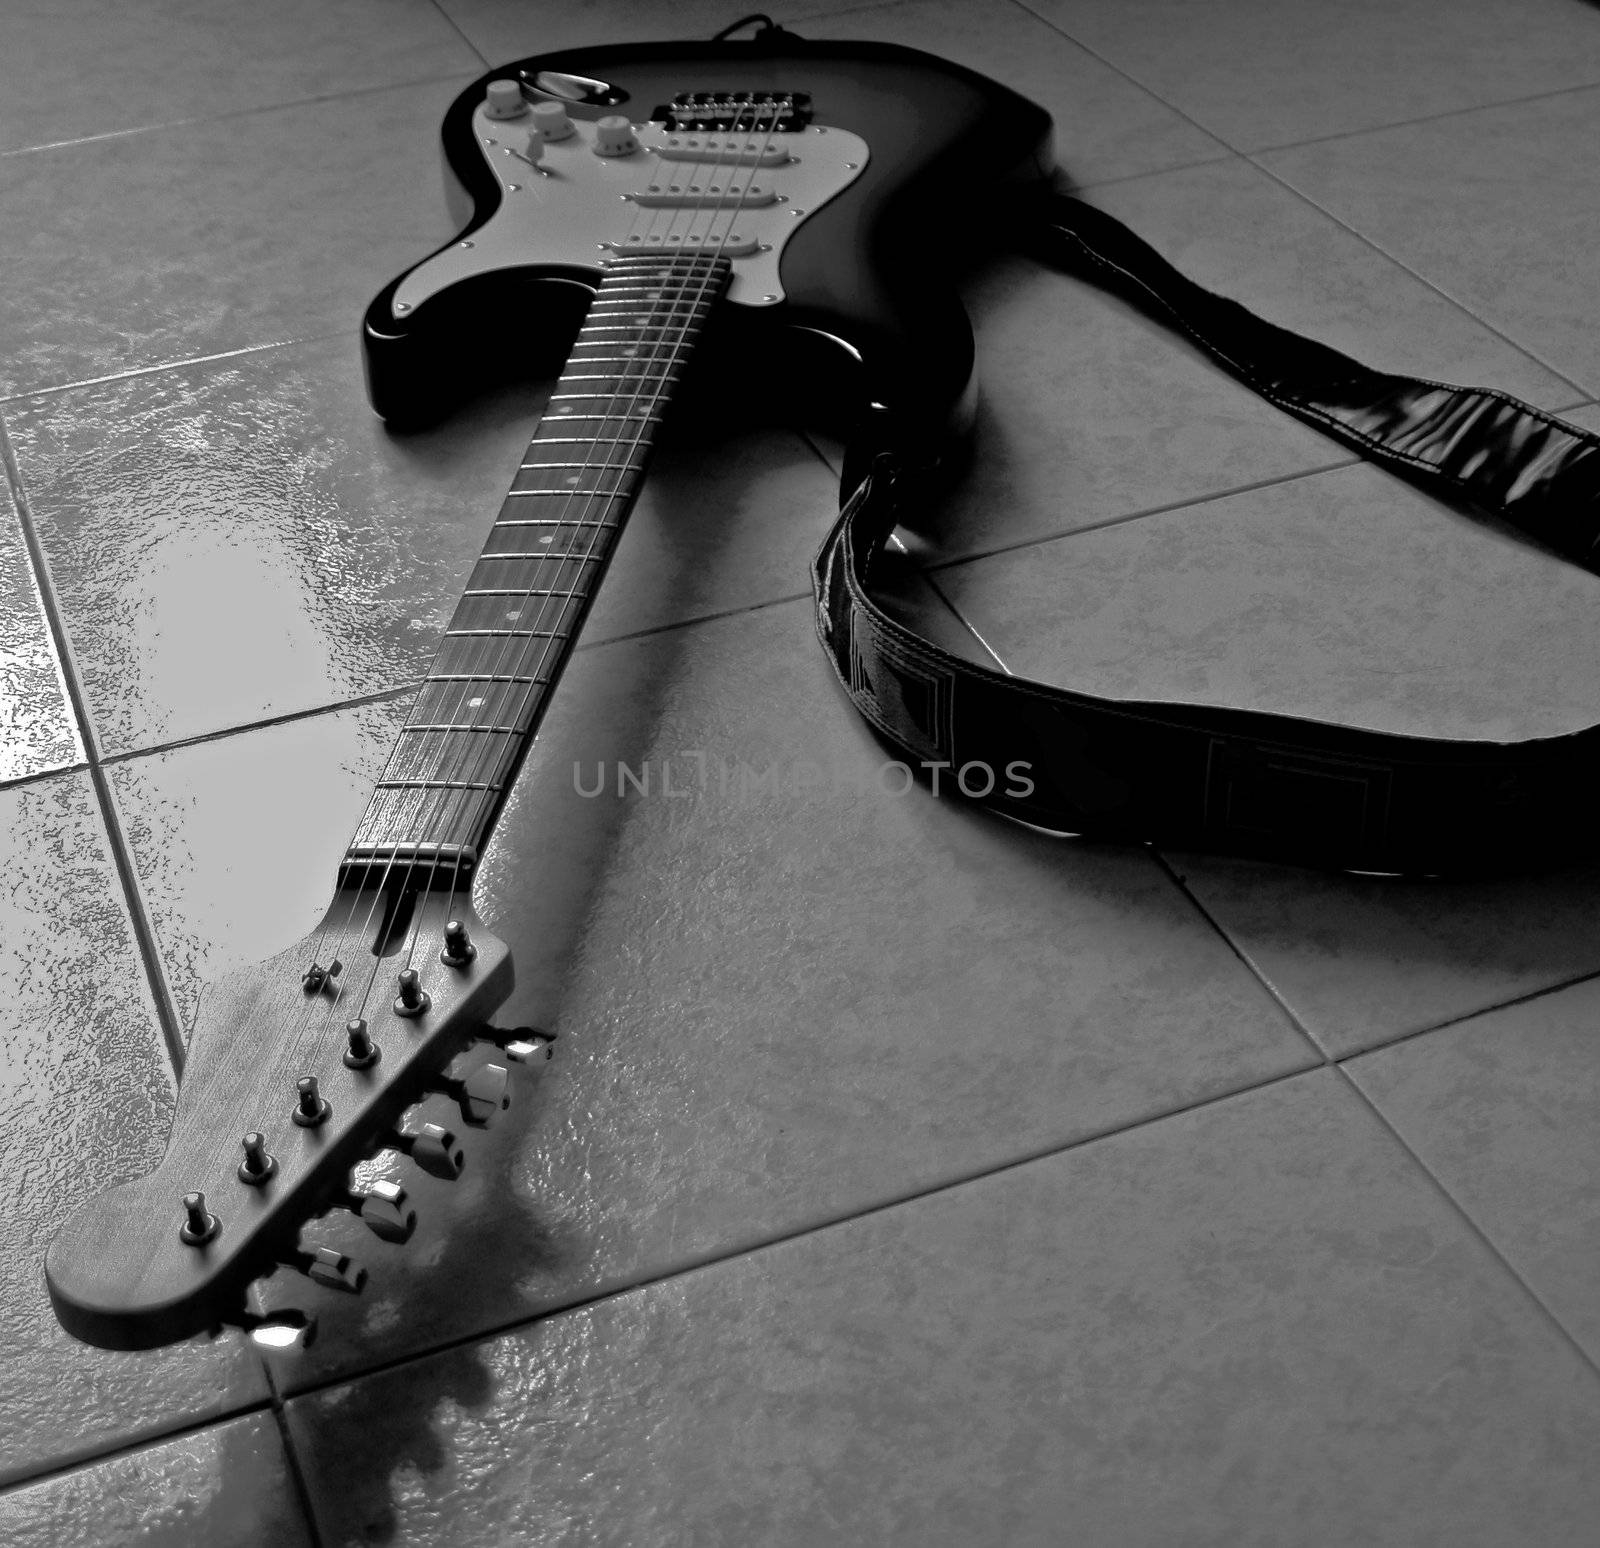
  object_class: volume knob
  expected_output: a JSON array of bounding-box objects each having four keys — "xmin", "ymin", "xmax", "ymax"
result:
[
  {"xmin": 484, "ymin": 79, "xmax": 526, "ymax": 120},
  {"xmin": 531, "ymin": 99, "xmax": 574, "ymax": 141},
  {"xmin": 592, "ymin": 115, "xmax": 638, "ymax": 156}
]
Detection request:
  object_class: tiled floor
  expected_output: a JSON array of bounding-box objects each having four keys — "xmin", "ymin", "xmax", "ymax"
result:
[{"xmin": 3, "ymin": 2, "xmax": 1599, "ymax": 1543}]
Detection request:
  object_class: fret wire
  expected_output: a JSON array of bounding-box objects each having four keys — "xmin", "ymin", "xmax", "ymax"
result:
[
  {"xmin": 527, "ymin": 436, "xmax": 652, "ymax": 448},
  {"xmin": 489, "ymin": 517, "xmax": 617, "ymax": 528},
  {"xmin": 405, "ymin": 723, "xmax": 525, "ymax": 734},
  {"xmin": 426, "ymin": 673, "xmax": 547, "ymax": 683},
  {"xmin": 347, "ymin": 254, "xmax": 731, "ymax": 863},
  {"xmin": 513, "ymin": 459, "xmax": 644, "ymax": 471},
  {"xmin": 376, "ymin": 779, "xmax": 502, "ymax": 791}
]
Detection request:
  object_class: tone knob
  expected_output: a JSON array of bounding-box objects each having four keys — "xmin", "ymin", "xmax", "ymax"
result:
[
  {"xmin": 531, "ymin": 99, "xmax": 574, "ymax": 141},
  {"xmin": 592, "ymin": 115, "xmax": 638, "ymax": 156},
  {"xmin": 483, "ymin": 79, "xmax": 527, "ymax": 119}
]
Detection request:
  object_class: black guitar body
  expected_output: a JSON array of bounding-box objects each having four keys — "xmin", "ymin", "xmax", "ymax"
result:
[
  {"xmin": 361, "ymin": 34, "xmax": 1056, "ymax": 490},
  {"xmin": 45, "ymin": 32, "xmax": 1056, "ymax": 1356}
]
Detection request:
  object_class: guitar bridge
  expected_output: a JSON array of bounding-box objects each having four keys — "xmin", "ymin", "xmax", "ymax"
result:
[{"xmin": 651, "ymin": 91, "xmax": 812, "ymax": 132}]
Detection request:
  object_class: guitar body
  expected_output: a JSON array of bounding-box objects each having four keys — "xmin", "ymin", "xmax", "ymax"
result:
[
  {"xmin": 362, "ymin": 35, "xmax": 1056, "ymax": 487},
  {"xmin": 45, "ymin": 29, "xmax": 1056, "ymax": 1353}
]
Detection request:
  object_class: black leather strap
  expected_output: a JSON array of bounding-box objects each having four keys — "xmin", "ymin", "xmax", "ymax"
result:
[{"xmin": 812, "ymin": 193, "xmax": 1600, "ymax": 876}]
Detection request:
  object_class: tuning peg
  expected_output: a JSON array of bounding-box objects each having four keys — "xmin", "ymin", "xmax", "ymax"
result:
[
  {"xmin": 343, "ymin": 1018, "xmax": 379, "ymax": 1070},
  {"xmin": 484, "ymin": 1025, "xmax": 556, "ymax": 1065},
  {"xmin": 384, "ymin": 1121, "xmax": 465, "ymax": 1180},
  {"xmin": 440, "ymin": 918, "xmax": 477, "ymax": 967},
  {"xmin": 228, "ymin": 1307, "xmax": 318, "ymax": 1352},
  {"xmin": 237, "ymin": 1132, "xmax": 278, "ymax": 1185},
  {"xmin": 394, "ymin": 968, "xmax": 430, "ymax": 1018},
  {"xmin": 428, "ymin": 1062, "xmax": 510, "ymax": 1127},
  {"xmin": 339, "ymin": 1179, "xmax": 417, "ymax": 1244},
  {"xmin": 179, "ymin": 1191, "xmax": 220, "ymax": 1246},
  {"xmin": 285, "ymin": 1244, "xmax": 366, "ymax": 1294}
]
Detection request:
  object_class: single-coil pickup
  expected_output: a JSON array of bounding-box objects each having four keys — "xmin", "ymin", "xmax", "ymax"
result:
[
  {"xmin": 629, "ymin": 180, "xmax": 777, "ymax": 209},
  {"xmin": 658, "ymin": 136, "xmax": 790, "ymax": 166},
  {"xmin": 606, "ymin": 229, "xmax": 761, "ymax": 256}
]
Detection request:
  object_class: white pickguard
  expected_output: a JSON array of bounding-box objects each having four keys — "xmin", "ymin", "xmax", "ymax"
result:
[{"xmin": 393, "ymin": 108, "xmax": 870, "ymax": 316}]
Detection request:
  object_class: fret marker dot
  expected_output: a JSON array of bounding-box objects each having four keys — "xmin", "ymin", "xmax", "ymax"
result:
[
  {"xmin": 565, "ymin": 475, "xmax": 580, "ymax": 485},
  {"xmin": 468, "ymin": 697, "xmax": 484, "ymax": 708},
  {"xmin": 539, "ymin": 535, "xmax": 553, "ymax": 544},
  {"xmin": 506, "ymin": 609, "xmax": 522, "ymax": 620}
]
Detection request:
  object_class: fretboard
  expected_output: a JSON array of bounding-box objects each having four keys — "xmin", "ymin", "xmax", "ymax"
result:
[{"xmin": 343, "ymin": 253, "xmax": 731, "ymax": 885}]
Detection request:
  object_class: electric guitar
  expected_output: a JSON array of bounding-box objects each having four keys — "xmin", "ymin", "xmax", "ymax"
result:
[{"xmin": 43, "ymin": 23, "xmax": 1054, "ymax": 1352}]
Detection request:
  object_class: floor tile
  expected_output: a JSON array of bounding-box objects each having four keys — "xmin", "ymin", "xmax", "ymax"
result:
[
  {"xmin": 105, "ymin": 700, "xmax": 413, "ymax": 1035},
  {"xmin": 1162, "ymin": 853, "xmax": 1600, "ymax": 1059},
  {"xmin": 287, "ymin": 1069, "xmax": 1600, "ymax": 1548},
  {"xmin": 8, "ymin": 337, "xmax": 838, "ymax": 756},
  {"xmin": 1078, "ymin": 158, "xmax": 1582, "ymax": 408},
  {"xmin": 805, "ymin": 0, "xmax": 1227, "ymax": 185},
  {"xmin": 128, "ymin": 594, "xmax": 1318, "ymax": 1383},
  {"xmin": 0, "ymin": 470, "xmax": 80, "ymax": 783},
  {"xmin": 902, "ymin": 252, "xmax": 1341, "ymax": 560},
  {"xmin": 1111, "ymin": 410, "xmax": 1600, "ymax": 1057},
  {"xmin": 912, "ymin": 145, "xmax": 1588, "ymax": 564},
  {"xmin": 1026, "ymin": 0, "xmax": 1600, "ymax": 151},
  {"xmin": 1260, "ymin": 87, "xmax": 1600, "ymax": 397},
  {"xmin": 0, "ymin": 1413, "xmax": 312, "ymax": 1548},
  {"xmin": 0, "ymin": 76, "xmax": 471, "ymax": 396},
  {"xmin": 434, "ymin": 0, "xmax": 850, "ymax": 64},
  {"xmin": 0, "ymin": 773, "xmax": 266, "ymax": 1488},
  {"xmin": 1347, "ymin": 978, "xmax": 1600, "ymax": 1361},
  {"xmin": 936, "ymin": 460, "xmax": 1600, "ymax": 744},
  {"xmin": 0, "ymin": 0, "xmax": 479, "ymax": 154}
]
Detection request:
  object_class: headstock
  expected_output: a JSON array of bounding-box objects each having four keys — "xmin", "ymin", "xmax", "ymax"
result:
[{"xmin": 44, "ymin": 886, "xmax": 549, "ymax": 1352}]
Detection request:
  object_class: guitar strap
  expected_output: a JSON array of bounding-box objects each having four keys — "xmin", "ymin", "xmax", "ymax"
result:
[{"xmin": 811, "ymin": 191, "xmax": 1600, "ymax": 876}]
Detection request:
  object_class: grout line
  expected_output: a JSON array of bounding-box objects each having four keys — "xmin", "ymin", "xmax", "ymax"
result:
[
  {"xmin": 0, "ymin": 413, "xmax": 188, "ymax": 1078},
  {"xmin": 0, "ymin": 69, "xmax": 481, "ymax": 160},
  {"xmin": 281, "ymin": 1058, "xmax": 1329, "ymax": 1402},
  {"xmin": 262, "ymin": 1360, "xmax": 327, "ymax": 1548},
  {"xmin": 425, "ymin": 0, "xmax": 492, "ymax": 70},
  {"xmin": 1242, "ymin": 74, "xmax": 1600, "ymax": 157},
  {"xmin": 921, "ymin": 570, "xmax": 1013, "ymax": 672},
  {"xmin": 1009, "ymin": 0, "xmax": 1600, "ymax": 165},
  {"xmin": 1150, "ymin": 849, "xmax": 1329, "ymax": 1057},
  {"xmin": 1335, "ymin": 962, "xmax": 1600, "ymax": 1063},
  {"xmin": 1330, "ymin": 1059, "xmax": 1600, "ymax": 1382},
  {"xmin": 921, "ymin": 455, "xmax": 1359, "ymax": 576},
  {"xmin": 97, "ymin": 685, "xmax": 420, "ymax": 768},
  {"xmin": 1011, "ymin": 0, "xmax": 1596, "ymax": 399},
  {"xmin": 0, "ymin": 336, "xmax": 340, "ymax": 407},
  {"xmin": 1151, "ymin": 846, "xmax": 1600, "ymax": 1380},
  {"xmin": 0, "ymin": 1399, "xmax": 274, "ymax": 1499},
  {"xmin": 1240, "ymin": 158, "xmax": 1595, "ymax": 401}
]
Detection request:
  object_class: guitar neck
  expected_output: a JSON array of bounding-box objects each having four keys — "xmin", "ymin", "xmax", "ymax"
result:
[{"xmin": 342, "ymin": 253, "xmax": 731, "ymax": 888}]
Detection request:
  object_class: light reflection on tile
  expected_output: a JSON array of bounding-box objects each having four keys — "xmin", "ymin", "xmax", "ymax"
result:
[
  {"xmin": 0, "ymin": 476, "xmax": 81, "ymax": 781},
  {"xmin": 0, "ymin": 1413, "xmax": 312, "ymax": 1548},
  {"xmin": 9, "ymin": 336, "xmax": 839, "ymax": 756},
  {"xmin": 0, "ymin": 772, "xmax": 267, "ymax": 1488}
]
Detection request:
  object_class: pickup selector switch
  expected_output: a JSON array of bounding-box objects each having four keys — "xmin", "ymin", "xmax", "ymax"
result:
[
  {"xmin": 483, "ymin": 79, "xmax": 527, "ymax": 119},
  {"xmin": 592, "ymin": 115, "xmax": 638, "ymax": 157},
  {"xmin": 531, "ymin": 99, "xmax": 573, "ymax": 141}
]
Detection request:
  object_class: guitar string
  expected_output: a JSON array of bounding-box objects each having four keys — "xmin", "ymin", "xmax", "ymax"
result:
[
  {"xmin": 284, "ymin": 100, "xmax": 786, "ymax": 1108},
  {"xmin": 283, "ymin": 118, "xmax": 728, "ymax": 1072},
  {"xmin": 409, "ymin": 98, "xmax": 787, "ymax": 963},
  {"xmin": 414, "ymin": 96, "xmax": 790, "ymax": 944},
  {"xmin": 383, "ymin": 105, "xmax": 781, "ymax": 953}
]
